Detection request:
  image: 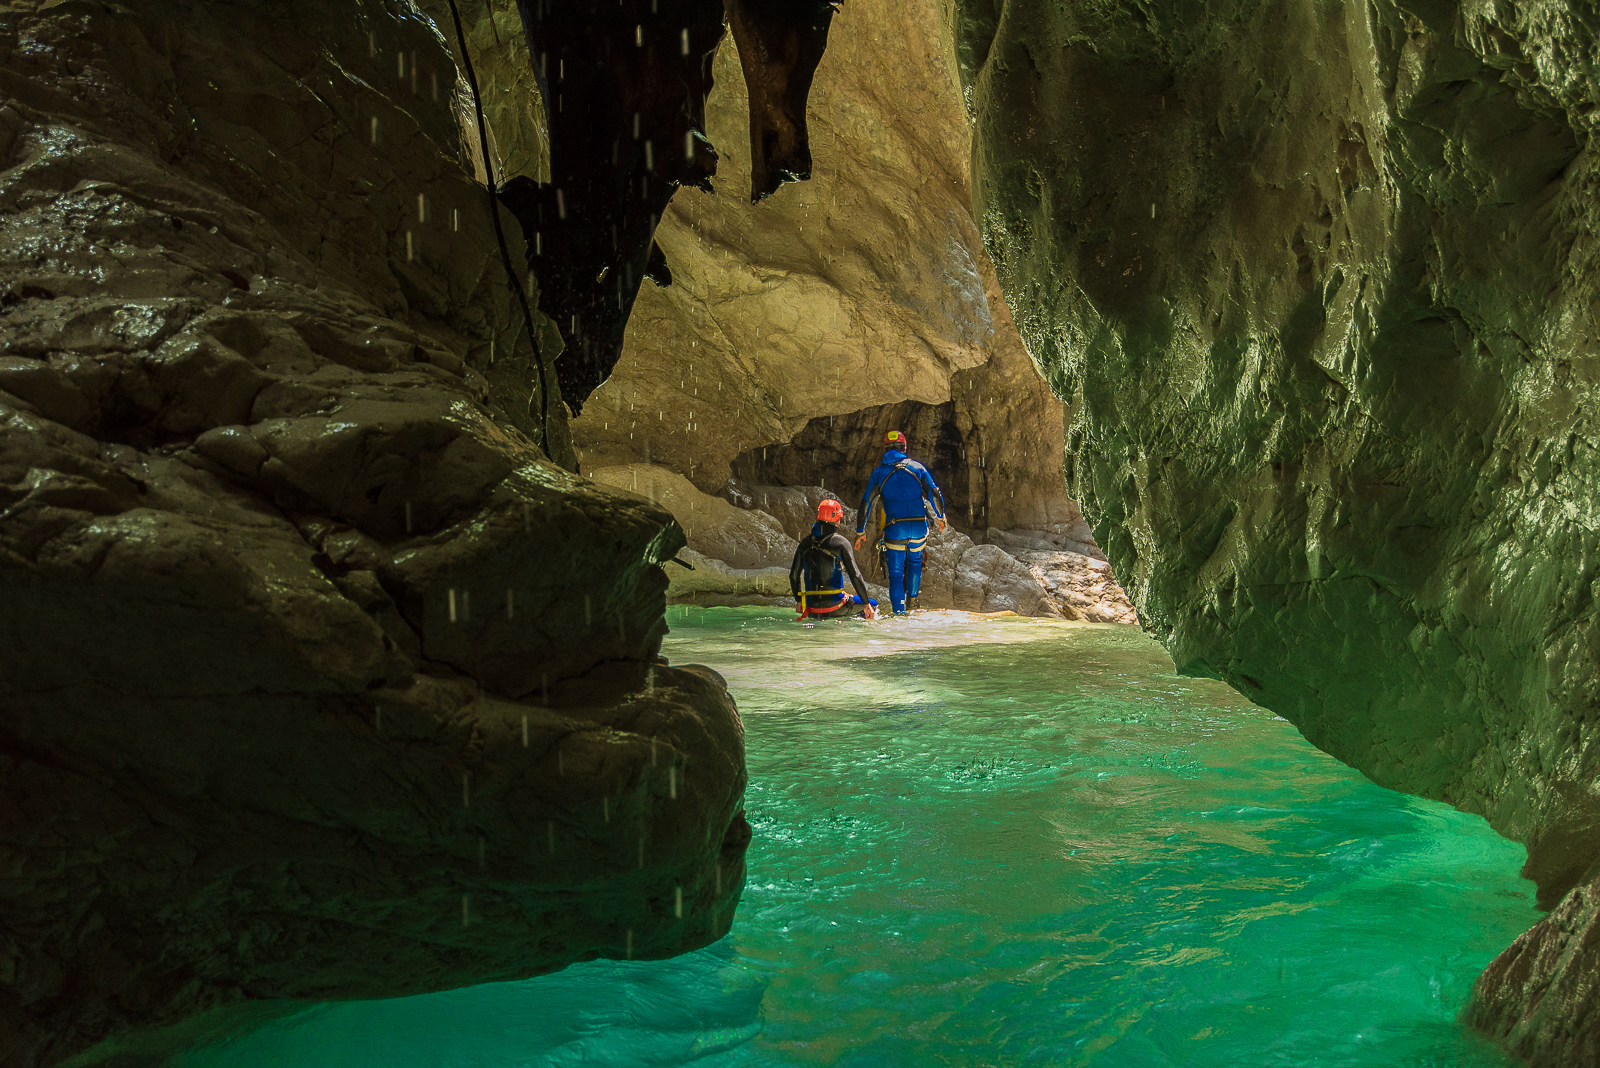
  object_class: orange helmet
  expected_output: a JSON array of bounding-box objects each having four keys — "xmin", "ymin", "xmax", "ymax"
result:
[
  {"xmin": 885, "ymin": 430, "xmax": 908, "ymax": 447},
  {"xmin": 816, "ymin": 498, "xmax": 844, "ymax": 523}
]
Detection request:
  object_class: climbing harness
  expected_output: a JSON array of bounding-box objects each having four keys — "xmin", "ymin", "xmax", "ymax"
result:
[{"xmin": 795, "ymin": 531, "xmax": 849, "ymax": 618}]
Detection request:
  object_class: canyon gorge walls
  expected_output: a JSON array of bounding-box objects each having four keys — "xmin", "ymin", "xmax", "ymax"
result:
[
  {"xmin": 568, "ymin": 0, "xmax": 1134, "ymax": 621},
  {"xmin": 950, "ymin": 0, "xmax": 1599, "ymax": 1059},
  {"xmin": 0, "ymin": 2, "xmax": 749, "ymax": 1064}
]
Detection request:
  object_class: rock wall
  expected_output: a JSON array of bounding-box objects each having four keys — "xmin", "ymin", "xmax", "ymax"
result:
[
  {"xmin": 0, "ymin": 1, "xmax": 747, "ymax": 1064},
  {"xmin": 951, "ymin": 0, "xmax": 1600, "ymax": 1059},
  {"xmin": 568, "ymin": 0, "xmax": 1088, "ymax": 538}
]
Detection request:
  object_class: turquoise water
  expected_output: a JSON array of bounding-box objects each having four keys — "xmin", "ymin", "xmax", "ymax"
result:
[{"xmin": 177, "ymin": 609, "xmax": 1536, "ymax": 1067}]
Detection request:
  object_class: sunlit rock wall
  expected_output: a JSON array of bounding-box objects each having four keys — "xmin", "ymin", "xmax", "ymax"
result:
[
  {"xmin": 570, "ymin": 0, "xmax": 1081, "ymax": 537},
  {"xmin": 0, "ymin": 2, "xmax": 746, "ymax": 1064},
  {"xmin": 950, "ymin": 0, "xmax": 1599, "ymax": 1060}
]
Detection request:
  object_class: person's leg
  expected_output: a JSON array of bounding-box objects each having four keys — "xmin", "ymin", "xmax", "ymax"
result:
[
  {"xmin": 883, "ymin": 546, "xmax": 907, "ymax": 612},
  {"xmin": 813, "ymin": 597, "xmax": 862, "ymax": 620},
  {"xmin": 905, "ymin": 524, "xmax": 927, "ymax": 603}
]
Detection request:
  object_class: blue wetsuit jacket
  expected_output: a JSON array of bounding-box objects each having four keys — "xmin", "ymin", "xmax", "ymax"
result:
[{"xmin": 855, "ymin": 449, "xmax": 945, "ymax": 538}]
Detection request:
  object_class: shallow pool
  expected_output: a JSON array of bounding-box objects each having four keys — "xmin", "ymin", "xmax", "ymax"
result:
[{"xmin": 176, "ymin": 609, "xmax": 1536, "ymax": 1067}]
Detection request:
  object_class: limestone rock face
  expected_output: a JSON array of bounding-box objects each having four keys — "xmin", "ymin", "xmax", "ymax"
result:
[
  {"xmin": 954, "ymin": 0, "xmax": 1599, "ymax": 1057},
  {"xmin": 569, "ymin": 0, "xmax": 1086, "ymax": 541},
  {"xmin": 0, "ymin": 2, "xmax": 745, "ymax": 1064},
  {"xmin": 589, "ymin": 463, "xmax": 792, "ymax": 569},
  {"xmin": 664, "ymin": 547, "xmax": 797, "ymax": 607}
]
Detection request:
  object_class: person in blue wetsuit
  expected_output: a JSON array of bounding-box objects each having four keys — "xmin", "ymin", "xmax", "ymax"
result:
[
  {"xmin": 854, "ymin": 430, "xmax": 946, "ymax": 614},
  {"xmin": 791, "ymin": 498, "xmax": 879, "ymax": 620}
]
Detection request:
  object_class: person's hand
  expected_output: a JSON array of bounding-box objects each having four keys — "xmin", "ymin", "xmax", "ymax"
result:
[
  {"xmin": 854, "ymin": 534, "xmax": 865, "ymax": 551},
  {"xmin": 863, "ymin": 603, "xmax": 878, "ymax": 620}
]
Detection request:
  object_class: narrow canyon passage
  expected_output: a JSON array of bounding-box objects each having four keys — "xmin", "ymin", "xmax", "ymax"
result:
[
  {"xmin": 172, "ymin": 612, "xmax": 1536, "ymax": 1068},
  {"xmin": 6, "ymin": 0, "xmax": 1600, "ymax": 1062}
]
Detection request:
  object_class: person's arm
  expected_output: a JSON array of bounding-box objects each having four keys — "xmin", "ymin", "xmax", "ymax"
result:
[
  {"xmin": 789, "ymin": 540, "xmax": 806, "ymax": 599},
  {"xmin": 918, "ymin": 463, "xmax": 948, "ymax": 529},
  {"xmin": 833, "ymin": 535, "xmax": 874, "ymax": 603},
  {"xmin": 855, "ymin": 468, "xmax": 881, "ymax": 535}
]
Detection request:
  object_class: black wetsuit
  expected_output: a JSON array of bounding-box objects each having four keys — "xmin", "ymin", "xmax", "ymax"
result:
[{"xmin": 789, "ymin": 521, "xmax": 872, "ymax": 618}]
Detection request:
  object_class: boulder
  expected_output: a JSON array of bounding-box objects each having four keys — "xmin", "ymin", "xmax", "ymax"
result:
[
  {"xmin": 589, "ymin": 464, "xmax": 793, "ymax": 570},
  {"xmin": 0, "ymin": 3, "xmax": 746, "ymax": 1064}
]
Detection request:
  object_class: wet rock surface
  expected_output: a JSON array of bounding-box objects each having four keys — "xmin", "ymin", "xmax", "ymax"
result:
[
  {"xmin": 954, "ymin": 0, "xmax": 1600, "ymax": 1058},
  {"xmin": 0, "ymin": 1, "xmax": 746, "ymax": 1064},
  {"xmin": 1472, "ymin": 869, "xmax": 1600, "ymax": 1066}
]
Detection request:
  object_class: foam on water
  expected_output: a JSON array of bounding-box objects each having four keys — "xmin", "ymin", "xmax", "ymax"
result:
[{"xmin": 175, "ymin": 608, "xmax": 1536, "ymax": 1067}]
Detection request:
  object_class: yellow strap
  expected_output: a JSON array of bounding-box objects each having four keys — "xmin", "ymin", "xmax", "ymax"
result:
[
  {"xmin": 881, "ymin": 538, "xmax": 927, "ymax": 551},
  {"xmin": 798, "ymin": 588, "xmax": 845, "ymax": 606}
]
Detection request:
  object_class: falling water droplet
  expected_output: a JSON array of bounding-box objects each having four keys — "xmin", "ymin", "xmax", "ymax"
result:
[
  {"xmin": 603, "ymin": 797, "xmax": 610, "ymax": 823},
  {"xmin": 645, "ymin": 140, "xmax": 654, "ymax": 171},
  {"xmin": 669, "ymin": 764, "xmax": 677, "ymax": 799},
  {"xmin": 405, "ymin": 231, "xmax": 414, "ymax": 262},
  {"xmin": 556, "ymin": 189, "xmax": 566, "ymax": 219},
  {"xmin": 634, "ymin": 24, "xmax": 642, "ymax": 46},
  {"xmin": 448, "ymin": 588, "xmax": 458, "ymax": 623},
  {"xmin": 651, "ymin": 737, "xmax": 657, "ymax": 766},
  {"xmin": 370, "ymin": 116, "xmax": 380, "ymax": 144},
  {"xmin": 626, "ymin": 928, "xmax": 634, "ymax": 959},
  {"xmin": 461, "ymin": 893, "xmax": 470, "ymax": 927},
  {"xmin": 674, "ymin": 885, "xmax": 683, "ymax": 918}
]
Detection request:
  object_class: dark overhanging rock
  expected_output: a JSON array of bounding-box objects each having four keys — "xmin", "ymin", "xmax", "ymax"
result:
[
  {"xmin": 496, "ymin": 0, "xmax": 726, "ymax": 410},
  {"xmin": 951, "ymin": 0, "xmax": 1599, "ymax": 1060},
  {"xmin": 723, "ymin": 0, "xmax": 838, "ymax": 201},
  {"xmin": 489, "ymin": 0, "xmax": 840, "ymax": 410},
  {"xmin": 0, "ymin": 1, "xmax": 748, "ymax": 1064}
]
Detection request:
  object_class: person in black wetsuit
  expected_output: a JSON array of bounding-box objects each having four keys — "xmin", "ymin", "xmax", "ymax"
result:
[{"xmin": 790, "ymin": 498, "xmax": 879, "ymax": 621}]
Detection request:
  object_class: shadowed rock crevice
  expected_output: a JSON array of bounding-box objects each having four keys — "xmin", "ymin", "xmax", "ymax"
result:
[{"xmin": 495, "ymin": 0, "xmax": 726, "ymax": 409}]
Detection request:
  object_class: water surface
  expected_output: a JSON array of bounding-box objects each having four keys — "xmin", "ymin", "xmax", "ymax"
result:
[{"xmin": 177, "ymin": 609, "xmax": 1535, "ymax": 1067}]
